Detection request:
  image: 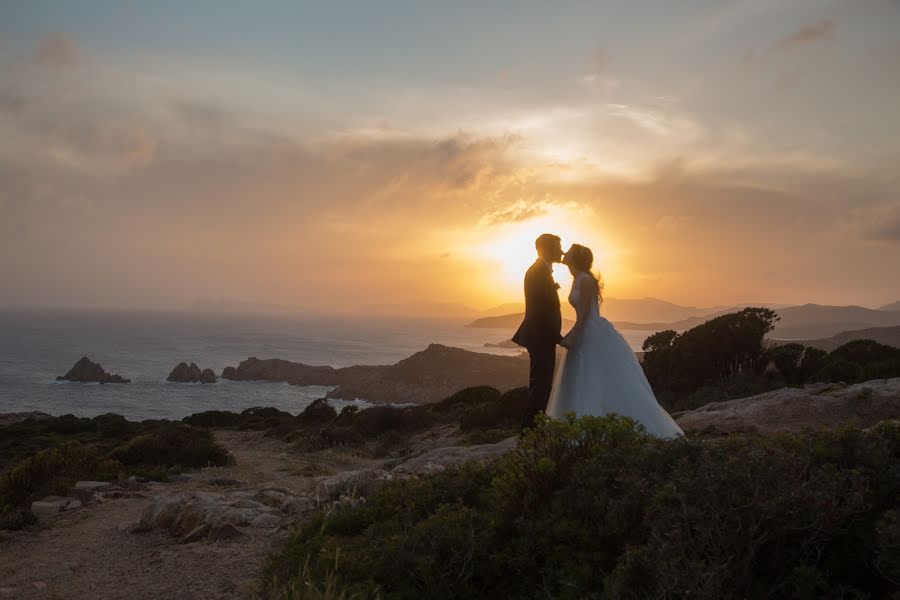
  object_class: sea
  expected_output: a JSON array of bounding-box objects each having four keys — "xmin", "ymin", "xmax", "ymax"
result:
[{"xmin": 0, "ymin": 309, "xmax": 650, "ymax": 421}]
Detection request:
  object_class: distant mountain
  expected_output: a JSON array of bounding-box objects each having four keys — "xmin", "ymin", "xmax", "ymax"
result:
[
  {"xmin": 879, "ymin": 301, "xmax": 900, "ymax": 311},
  {"xmin": 771, "ymin": 304, "xmax": 900, "ymax": 339},
  {"xmin": 466, "ymin": 313, "xmax": 575, "ymax": 330},
  {"xmin": 778, "ymin": 326, "xmax": 900, "ymax": 352},
  {"xmin": 600, "ymin": 297, "xmax": 730, "ymax": 324},
  {"xmin": 365, "ymin": 301, "xmax": 480, "ymax": 318},
  {"xmin": 467, "ymin": 303, "xmax": 900, "ymax": 341}
]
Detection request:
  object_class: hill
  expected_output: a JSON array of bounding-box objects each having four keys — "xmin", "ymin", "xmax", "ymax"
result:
[
  {"xmin": 600, "ymin": 297, "xmax": 729, "ymax": 323},
  {"xmin": 879, "ymin": 300, "xmax": 900, "ymax": 311},
  {"xmin": 771, "ymin": 304, "xmax": 900, "ymax": 339},
  {"xmin": 779, "ymin": 325, "xmax": 900, "ymax": 352},
  {"xmin": 221, "ymin": 344, "xmax": 529, "ymax": 404},
  {"xmin": 466, "ymin": 313, "xmax": 575, "ymax": 330}
]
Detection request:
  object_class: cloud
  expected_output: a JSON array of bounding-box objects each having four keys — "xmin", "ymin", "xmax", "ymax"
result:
[
  {"xmin": 775, "ymin": 19, "xmax": 836, "ymax": 52},
  {"xmin": 34, "ymin": 32, "xmax": 82, "ymax": 69},
  {"xmin": 865, "ymin": 206, "xmax": 900, "ymax": 243},
  {"xmin": 479, "ymin": 199, "xmax": 550, "ymax": 226}
]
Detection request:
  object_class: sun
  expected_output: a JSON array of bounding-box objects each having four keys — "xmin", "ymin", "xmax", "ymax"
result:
[{"xmin": 472, "ymin": 205, "xmax": 614, "ymax": 302}]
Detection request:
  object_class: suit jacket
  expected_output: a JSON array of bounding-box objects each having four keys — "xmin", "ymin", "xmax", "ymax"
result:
[{"xmin": 512, "ymin": 259, "xmax": 562, "ymax": 349}]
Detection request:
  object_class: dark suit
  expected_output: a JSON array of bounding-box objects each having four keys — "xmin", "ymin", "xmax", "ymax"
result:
[{"xmin": 512, "ymin": 259, "xmax": 562, "ymax": 427}]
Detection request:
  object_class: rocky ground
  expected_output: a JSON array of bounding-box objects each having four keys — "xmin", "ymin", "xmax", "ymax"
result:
[
  {"xmin": 675, "ymin": 377, "xmax": 900, "ymax": 435},
  {"xmin": 0, "ymin": 427, "xmax": 517, "ymax": 600}
]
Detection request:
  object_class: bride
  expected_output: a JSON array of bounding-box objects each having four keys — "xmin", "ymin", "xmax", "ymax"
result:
[{"xmin": 546, "ymin": 244, "xmax": 683, "ymax": 438}]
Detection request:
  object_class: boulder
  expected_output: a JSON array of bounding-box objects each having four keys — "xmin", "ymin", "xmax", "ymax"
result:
[
  {"xmin": 675, "ymin": 378, "xmax": 900, "ymax": 436},
  {"xmin": 168, "ymin": 362, "xmax": 217, "ymax": 384},
  {"xmin": 391, "ymin": 436, "xmax": 519, "ymax": 476},
  {"xmin": 313, "ymin": 469, "xmax": 393, "ymax": 499},
  {"xmin": 68, "ymin": 481, "xmax": 113, "ymax": 505},
  {"xmin": 139, "ymin": 489, "xmax": 314, "ymax": 541},
  {"xmin": 31, "ymin": 496, "xmax": 81, "ymax": 519},
  {"xmin": 55, "ymin": 357, "xmax": 130, "ymax": 384}
]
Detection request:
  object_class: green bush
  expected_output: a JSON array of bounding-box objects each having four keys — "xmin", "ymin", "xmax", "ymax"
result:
[
  {"xmin": 266, "ymin": 417, "xmax": 900, "ymax": 599},
  {"xmin": 108, "ymin": 424, "xmax": 229, "ymax": 469},
  {"xmin": 182, "ymin": 410, "xmax": 245, "ymax": 428},
  {"xmin": 0, "ymin": 508, "xmax": 37, "ymax": 530},
  {"xmin": 0, "ymin": 442, "xmax": 122, "ymax": 509}
]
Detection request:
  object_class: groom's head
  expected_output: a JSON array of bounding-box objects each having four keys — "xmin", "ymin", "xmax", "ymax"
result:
[{"xmin": 535, "ymin": 233, "xmax": 563, "ymax": 263}]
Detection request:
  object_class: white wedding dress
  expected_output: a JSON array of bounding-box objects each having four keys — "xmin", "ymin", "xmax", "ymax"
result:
[{"xmin": 546, "ymin": 272, "xmax": 683, "ymax": 438}]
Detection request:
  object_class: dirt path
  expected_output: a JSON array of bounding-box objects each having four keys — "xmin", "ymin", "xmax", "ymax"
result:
[{"xmin": 0, "ymin": 431, "xmax": 375, "ymax": 600}]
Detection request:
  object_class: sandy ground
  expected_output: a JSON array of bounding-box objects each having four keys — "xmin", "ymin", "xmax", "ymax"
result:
[{"xmin": 0, "ymin": 430, "xmax": 376, "ymax": 600}]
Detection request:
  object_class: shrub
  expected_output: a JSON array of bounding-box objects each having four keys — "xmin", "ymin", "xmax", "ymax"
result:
[
  {"xmin": 108, "ymin": 424, "xmax": 228, "ymax": 469},
  {"xmin": 238, "ymin": 406, "xmax": 296, "ymax": 431},
  {"xmin": 182, "ymin": 410, "xmax": 244, "ymax": 428},
  {"xmin": 0, "ymin": 508, "xmax": 37, "ymax": 530},
  {"xmin": 266, "ymin": 417, "xmax": 900, "ymax": 599},
  {"xmin": 642, "ymin": 308, "xmax": 779, "ymax": 407},
  {"xmin": 299, "ymin": 399, "xmax": 338, "ymax": 425},
  {"xmin": 0, "ymin": 442, "xmax": 122, "ymax": 509}
]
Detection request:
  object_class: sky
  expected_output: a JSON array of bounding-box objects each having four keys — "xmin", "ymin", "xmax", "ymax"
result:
[{"xmin": 1, "ymin": 0, "xmax": 899, "ymax": 315}]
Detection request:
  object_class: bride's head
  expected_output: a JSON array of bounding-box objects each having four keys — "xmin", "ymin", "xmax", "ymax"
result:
[
  {"xmin": 563, "ymin": 244, "xmax": 604, "ymax": 302},
  {"xmin": 563, "ymin": 244, "xmax": 593, "ymax": 274}
]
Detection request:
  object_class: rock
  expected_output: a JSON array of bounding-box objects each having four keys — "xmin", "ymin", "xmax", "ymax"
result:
[
  {"xmin": 74, "ymin": 480, "xmax": 111, "ymax": 490},
  {"xmin": 168, "ymin": 362, "xmax": 217, "ymax": 384},
  {"xmin": 675, "ymin": 378, "xmax": 900, "ymax": 436},
  {"xmin": 31, "ymin": 497, "xmax": 81, "ymax": 519},
  {"xmin": 313, "ymin": 469, "xmax": 393, "ymax": 499},
  {"xmin": 254, "ymin": 490, "xmax": 287, "ymax": 508},
  {"xmin": 391, "ymin": 436, "xmax": 518, "ymax": 476},
  {"xmin": 207, "ymin": 478, "xmax": 243, "ymax": 487},
  {"xmin": 69, "ymin": 481, "xmax": 113, "ymax": 504},
  {"xmin": 281, "ymin": 496, "xmax": 315, "ymax": 516},
  {"xmin": 179, "ymin": 523, "xmax": 211, "ymax": 544},
  {"xmin": 140, "ymin": 491, "xmax": 289, "ymax": 540},
  {"xmin": 55, "ymin": 356, "xmax": 130, "ymax": 384},
  {"xmin": 117, "ymin": 521, "xmax": 142, "ymax": 534},
  {"xmin": 209, "ymin": 522, "xmax": 243, "ymax": 541}
]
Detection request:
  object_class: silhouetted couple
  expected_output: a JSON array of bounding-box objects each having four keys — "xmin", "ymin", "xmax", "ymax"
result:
[{"xmin": 512, "ymin": 233, "xmax": 683, "ymax": 437}]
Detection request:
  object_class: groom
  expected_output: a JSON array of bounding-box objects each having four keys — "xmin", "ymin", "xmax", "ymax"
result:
[{"xmin": 512, "ymin": 233, "xmax": 563, "ymax": 428}]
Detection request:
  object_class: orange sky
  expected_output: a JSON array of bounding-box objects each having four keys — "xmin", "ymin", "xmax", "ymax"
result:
[{"xmin": 1, "ymin": 3, "xmax": 899, "ymax": 315}]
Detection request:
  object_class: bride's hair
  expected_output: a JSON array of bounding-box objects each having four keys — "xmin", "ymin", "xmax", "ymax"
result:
[{"xmin": 563, "ymin": 244, "xmax": 604, "ymax": 304}]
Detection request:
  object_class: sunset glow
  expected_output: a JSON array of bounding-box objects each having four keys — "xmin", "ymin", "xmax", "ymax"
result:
[{"xmin": 1, "ymin": 2, "xmax": 898, "ymax": 315}]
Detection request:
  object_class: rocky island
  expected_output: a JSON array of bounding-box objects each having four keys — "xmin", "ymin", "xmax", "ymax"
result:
[
  {"xmin": 167, "ymin": 362, "xmax": 217, "ymax": 384},
  {"xmin": 55, "ymin": 357, "xmax": 130, "ymax": 384},
  {"xmin": 221, "ymin": 343, "xmax": 530, "ymax": 404}
]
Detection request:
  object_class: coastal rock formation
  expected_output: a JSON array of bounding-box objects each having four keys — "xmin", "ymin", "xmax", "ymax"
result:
[
  {"xmin": 139, "ymin": 488, "xmax": 316, "ymax": 543},
  {"xmin": 221, "ymin": 358, "xmax": 339, "ymax": 384},
  {"xmin": 200, "ymin": 368, "xmax": 216, "ymax": 384},
  {"xmin": 675, "ymin": 377, "xmax": 900, "ymax": 435},
  {"xmin": 390, "ymin": 436, "xmax": 518, "ymax": 476},
  {"xmin": 55, "ymin": 357, "xmax": 130, "ymax": 384},
  {"xmin": 167, "ymin": 362, "xmax": 217, "ymax": 384},
  {"xmin": 221, "ymin": 344, "xmax": 530, "ymax": 404}
]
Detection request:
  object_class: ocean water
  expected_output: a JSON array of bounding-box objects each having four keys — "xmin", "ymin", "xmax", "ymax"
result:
[{"xmin": 0, "ymin": 309, "xmax": 650, "ymax": 420}]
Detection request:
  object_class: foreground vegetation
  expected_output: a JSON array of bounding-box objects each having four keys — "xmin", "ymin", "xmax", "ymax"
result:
[
  {"xmin": 185, "ymin": 386, "xmax": 529, "ymax": 458},
  {"xmin": 1, "ymin": 386, "xmax": 526, "ymax": 530},
  {"xmin": 0, "ymin": 415, "xmax": 229, "ymax": 529},
  {"xmin": 642, "ymin": 307, "xmax": 900, "ymax": 411},
  {"xmin": 266, "ymin": 416, "xmax": 900, "ymax": 599}
]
